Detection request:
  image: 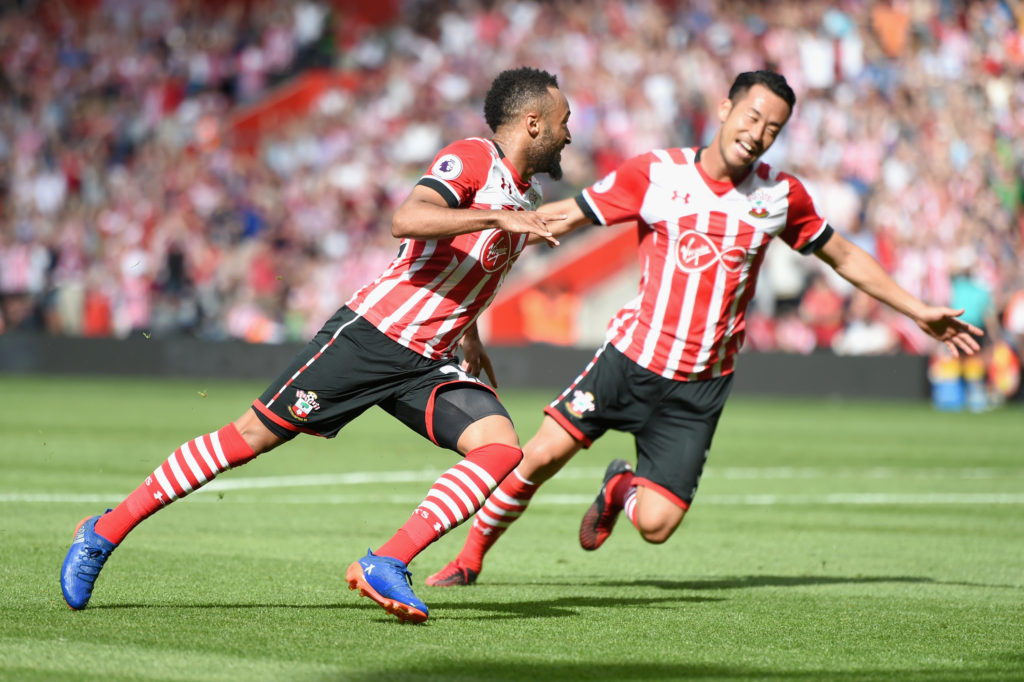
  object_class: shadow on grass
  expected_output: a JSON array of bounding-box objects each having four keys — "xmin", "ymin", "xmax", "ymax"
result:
[
  {"xmin": 423, "ymin": 574, "xmax": 936, "ymax": 621},
  {"xmin": 86, "ymin": 593, "xmax": 722, "ymax": 622},
  {"xmin": 603, "ymin": 574, "xmax": 934, "ymax": 590},
  {"xmin": 428, "ymin": 593, "xmax": 723, "ymax": 620},
  {"xmin": 77, "ymin": 573, "xmax": 1018, "ymax": 626},
  {"xmin": 333, "ymin": 660, "xmax": 1024, "ymax": 682},
  {"xmin": 481, "ymin": 573, "xmax": 1018, "ymax": 591},
  {"xmin": 610, "ymin": 574, "xmax": 1024, "ymax": 591}
]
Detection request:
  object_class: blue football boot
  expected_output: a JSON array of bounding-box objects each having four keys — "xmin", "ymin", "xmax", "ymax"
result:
[
  {"xmin": 61, "ymin": 511, "xmax": 117, "ymax": 610},
  {"xmin": 346, "ymin": 550, "xmax": 429, "ymax": 623}
]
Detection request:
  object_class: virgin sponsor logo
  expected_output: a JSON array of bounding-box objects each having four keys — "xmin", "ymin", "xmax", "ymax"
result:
[
  {"xmin": 479, "ymin": 230, "xmax": 512, "ymax": 272},
  {"xmin": 289, "ymin": 390, "xmax": 321, "ymax": 421},
  {"xmin": 675, "ymin": 230, "xmax": 747, "ymax": 274}
]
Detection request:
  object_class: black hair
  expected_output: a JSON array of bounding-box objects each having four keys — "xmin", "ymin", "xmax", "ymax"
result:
[
  {"xmin": 728, "ymin": 70, "xmax": 796, "ymax": 111},
  {"xmin": 483, "ymin": 67, "xmax": 560, "ymax": 133}
]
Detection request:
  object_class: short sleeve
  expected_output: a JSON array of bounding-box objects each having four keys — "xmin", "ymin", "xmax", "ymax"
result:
[
  {"xmin": 777, "ymin": 172, "xmax": 833, "ymax": 254},
  {"xmin": 416, "ymin": 139, "xmax": 496, "ymax": 208},
  {"xmin": 578, "ymin": 152, "xmax": 657, "ymax": 226}
]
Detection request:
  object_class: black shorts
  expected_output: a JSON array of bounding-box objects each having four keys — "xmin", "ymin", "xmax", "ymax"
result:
[
  {"xmin": 545, "ymin": 344, "xmax": 733, "ymax": 508},
  {"xmin": 252, "ymin": 306, "xmax": 511, "ymax": 452}
]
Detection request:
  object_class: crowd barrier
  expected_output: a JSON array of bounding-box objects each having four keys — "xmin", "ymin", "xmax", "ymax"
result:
[{"xmin": 0, "ymin": 334, "xmax": 930, "ymax": 400}]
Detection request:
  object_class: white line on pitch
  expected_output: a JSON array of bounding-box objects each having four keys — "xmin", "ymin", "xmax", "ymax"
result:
[
  {"xmin": 213, "ymin": 492, "xmax": 1024, "ymax": 505},
  {"xmin": 4, "ymin": 492, "xmax": 1024, "ymax": 505},
  {"xmin": 184, "ymin": 466, "xmax": 1024, "ymax": 492},
  {"xmin": 3, "ymin": 467, "xmax": 1023, "ymax": 505},
  {"xmin": 2, "ymin": 467, "xmax": 1018, "ymax": 503}
]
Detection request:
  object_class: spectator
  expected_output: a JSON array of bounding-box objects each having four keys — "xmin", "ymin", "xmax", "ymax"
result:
[
  {"xmin": 832, "ymin": 290, "xmax": 900, "ymax": 356},
  {"xmin": 799, "ymin": 273, "xmax": 846, "ymax": 348},
  {"xmin": 0, "ymin": 0, "xmax": 1020, "ymax": 356}
]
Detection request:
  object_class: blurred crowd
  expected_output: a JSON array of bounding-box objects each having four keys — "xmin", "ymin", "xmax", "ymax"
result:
[{"xmin": 1, "ymin": 0, "xmax": 1022, "ymax": 359}]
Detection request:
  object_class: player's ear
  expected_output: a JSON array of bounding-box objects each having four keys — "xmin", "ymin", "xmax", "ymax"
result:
[
  {"xmin": 718, "ymin": 97, "xmax": 733, "ymax": 123},
  {"xmin": 525, "ymin": 110, "xmax": 541, "ymax": 137}
]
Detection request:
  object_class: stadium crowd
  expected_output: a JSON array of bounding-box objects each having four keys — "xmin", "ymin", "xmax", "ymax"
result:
[{"xmin": 1, "ymin": 0, "xmax": 1022, "ymax": 358}]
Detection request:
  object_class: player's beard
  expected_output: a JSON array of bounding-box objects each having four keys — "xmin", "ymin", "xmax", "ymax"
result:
[
  {"xmin": 531, "ymin": 129, "xmax": 564, "ymax": 181},
  {"xmin": 546, "ymin": 152, "xmax": 564, "ymax": 181}
]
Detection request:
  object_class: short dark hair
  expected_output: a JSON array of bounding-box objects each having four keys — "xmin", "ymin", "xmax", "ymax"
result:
[
  {"xmin": 728, "ymin": 70, "xmax": 796, "ymax": 111},
  {"xmin": 483, "ymin": 67, "xmax": 560, "ymax": 133}
]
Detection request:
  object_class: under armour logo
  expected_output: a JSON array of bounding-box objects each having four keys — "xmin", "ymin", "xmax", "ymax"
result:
[
  {"xmin": 672, "ymin": 191, "xmax": 691, "ymax": 203},
  {"xmin": 433, "ymin": 523, "xmax": 443, "ymax": 532},
  {"xmin": 154, "ymin": 491, "xmax": 163, "ymax": 502}
]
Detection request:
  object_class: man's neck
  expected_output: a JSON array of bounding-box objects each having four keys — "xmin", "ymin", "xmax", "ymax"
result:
[{"xmin": 492, "ymin": 137, "xmax": 534, "ymax": 182}]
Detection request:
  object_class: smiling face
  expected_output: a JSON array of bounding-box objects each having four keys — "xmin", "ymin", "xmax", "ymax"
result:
[{"xmin": 715, "ymin": 83, "xmax": 792, "ymax": 176}]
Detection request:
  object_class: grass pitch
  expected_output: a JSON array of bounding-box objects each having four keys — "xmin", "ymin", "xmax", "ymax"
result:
[{"xmin": 1, "ymin": 373, "xmax": 1022, "ymax": 681}]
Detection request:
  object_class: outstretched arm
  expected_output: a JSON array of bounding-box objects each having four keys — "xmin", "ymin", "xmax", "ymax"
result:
[
  {"xmin": 525, "ymin": 197, "xmax": 595, "ymax": 246},
  {"xmin": 393, "ymin": 185, "xmax": 561, "ymax": 246},
  {"xmin": 815, "ymin": 232, "xmax": 982, "ymax": 357}
]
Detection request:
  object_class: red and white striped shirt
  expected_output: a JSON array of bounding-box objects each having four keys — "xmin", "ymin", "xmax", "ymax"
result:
[
  {"xmin": 346, "ymin": 138, "xmax": 543, "ymax": 360},
  {"xmin": 579, "ymin": 147, "xmax": 832, "ymax": 380}
]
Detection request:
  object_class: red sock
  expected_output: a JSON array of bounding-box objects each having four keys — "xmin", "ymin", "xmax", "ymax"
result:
[
  {"xmin": 376, "ymin": 443, "xmax": 523, "ymax": 565},
  {"xmin": 623, "ymin": 485, "xmax": 638, "ymax": 529},
  {"xmin": 609, "ymin": 471, "xmax": 635, "ymax": 508},
  {"xmin": 456, "ymin": 468, "xmax": 539, "ymax": 572},
  {"xmin": 94, "ymin": 424, "xmax": 256, "ymax": 544}
]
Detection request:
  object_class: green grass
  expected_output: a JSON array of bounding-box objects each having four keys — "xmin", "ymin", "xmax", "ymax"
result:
[{"xmin": 1, "ymin": 374, "xmax": 1022, "ymax": 681}]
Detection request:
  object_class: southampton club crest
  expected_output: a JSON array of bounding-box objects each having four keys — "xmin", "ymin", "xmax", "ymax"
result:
[
  {"xmin": 565, "ymin": 389, "xmax": 596, "ymax": 418},
  {"xmin": 747, "ymin": 188, "xmax": 772, "ymax": 218},
  {"xmin": 289, "ymin": 390, "xmax": 321, "ymax": 421}
]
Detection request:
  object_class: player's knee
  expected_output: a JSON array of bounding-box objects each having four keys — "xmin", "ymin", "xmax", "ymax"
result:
[
  {"xmin": 636, "ymin": 510, "xmax": 685, "ymax": 544},
  {"xmin": 465, "ymin": 442, "xmax": 522, "ymax": 473},
  {"xmin": 520, "ymin": 440, "xmax": 577, "ymax": 483},
  {"xmin": 522, "ymin": 420, "xmax": 580, "ymax": 473},
  {"xmin": 638, "ymin": 525, "xmax": 675, "ymax": 544},
  {"xmin": 525, "ymin": 442, "xmax": 565, "ymax": 468},
  {"xmin": 233, "ymin": 412, "xmax": 284, "ymax": 454},
  {"xmin": 457, "ymin": 414, "xmax": 520, "ymax": 452}
]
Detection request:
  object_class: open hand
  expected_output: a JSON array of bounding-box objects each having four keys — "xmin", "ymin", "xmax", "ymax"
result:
[
  {"xmin": 499, "ymin": 211, "xmax": 566, "ymax": 247},
  {"xmin": 460, "ymin": 331, "xmax": 498, "ymax": 387},
  {"xmin": 916, "ymin": 307, "xmax": 983, "ymax": 357}
]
